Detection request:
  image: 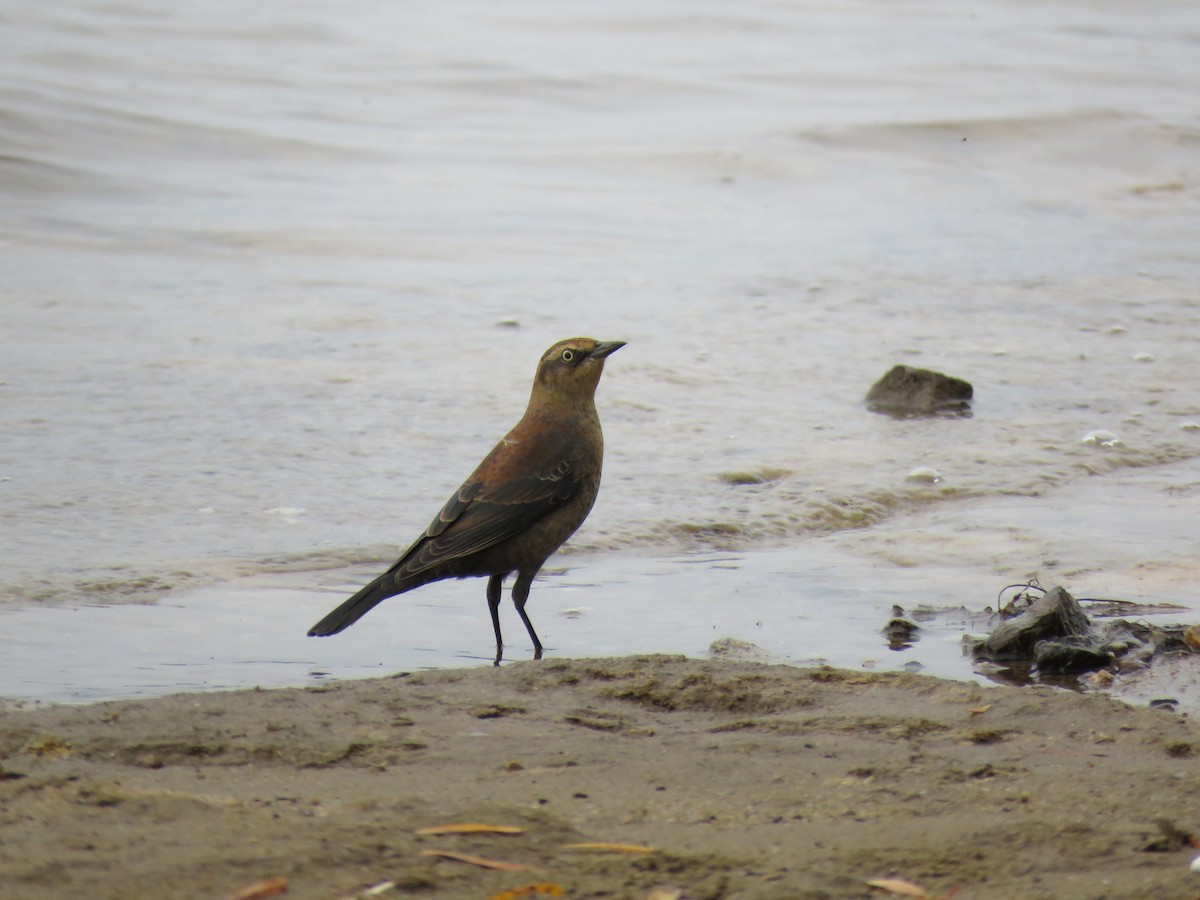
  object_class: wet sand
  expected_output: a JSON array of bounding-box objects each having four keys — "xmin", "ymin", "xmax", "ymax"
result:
[{"xmin": 2, "ymin": 655, "xmax": 1198, "ymax": 899}]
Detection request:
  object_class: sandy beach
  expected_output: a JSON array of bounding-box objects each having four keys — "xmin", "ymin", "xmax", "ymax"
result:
[{"xmin": 2, "ymin": 655, "xmax": 1198, "ymax": 899}]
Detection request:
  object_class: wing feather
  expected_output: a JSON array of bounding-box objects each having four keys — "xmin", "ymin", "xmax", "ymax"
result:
[{"xmin": 386, "ymin": 430, "xmax": 586, "ymax": 580}]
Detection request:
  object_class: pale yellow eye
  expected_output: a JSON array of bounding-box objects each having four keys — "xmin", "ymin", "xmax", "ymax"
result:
[{"xmin": 561, "ymin": 349, "xmax": 575, "ymax": 363}]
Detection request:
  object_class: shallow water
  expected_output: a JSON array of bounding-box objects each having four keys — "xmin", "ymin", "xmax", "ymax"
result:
[
  {"xmin": 2, "ymin": 0, "xmax": 1199, "ymax": 701},
  {"xmin": 3, "ymin": 462, "xmax": 1198, "ymax": 705}
]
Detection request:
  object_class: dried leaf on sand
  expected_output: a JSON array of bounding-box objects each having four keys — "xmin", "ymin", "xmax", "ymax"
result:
[
  {"xmin": 865, "ymin": 876, "xmax": 929, "ymax": 897},
  {"xmin": 228, "ymin": 875, "xmax": 288, "ymax": 900},
  {"xmin": 487, "ymin": 883, "xmax": 565, "ymax": 900},
  {"xmin": 415, "ymin": 823, "xmax": 525, "ymax": 836},
  {"xmin": 417, "ymin": 849, "xmax": 544, "ymax": 872},
  {"xmin": 562, "ymin": 841, "xmax": 655, "ymax": 854}
]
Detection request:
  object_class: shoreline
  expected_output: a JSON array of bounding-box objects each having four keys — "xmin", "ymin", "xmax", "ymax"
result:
[{"xmin": 2, "ymin": 655, "xmax": 1198, "ymax": 899}]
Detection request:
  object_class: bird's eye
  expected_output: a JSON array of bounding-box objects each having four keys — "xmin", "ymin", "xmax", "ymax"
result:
[{"xmin": 561, "ymin": 349, "xmax": 575, "ymax": 363}]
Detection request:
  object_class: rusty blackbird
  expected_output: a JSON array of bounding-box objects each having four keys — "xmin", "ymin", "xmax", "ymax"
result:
[{"xmin": 307, "ymin": 337, "xmax": 624, "ymax": 663}]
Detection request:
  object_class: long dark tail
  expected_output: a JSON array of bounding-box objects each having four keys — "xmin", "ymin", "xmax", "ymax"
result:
[{"xmin": 307, "ymin": 570, "xmax": 409, "ymax": 637}]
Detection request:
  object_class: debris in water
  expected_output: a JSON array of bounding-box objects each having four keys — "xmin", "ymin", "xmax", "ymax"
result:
[{"xmin": 883, "ymin": 605, "xmax": 921, "ymax": 650}]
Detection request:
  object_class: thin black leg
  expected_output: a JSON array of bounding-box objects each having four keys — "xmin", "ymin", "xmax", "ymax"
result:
[
  {"xmin": 487, "ymin": 574, "xmax": 504, "ymax": 666},
  {"xmin": 512, "ymin": 568, "xmax": 543, "ymax": 660}
]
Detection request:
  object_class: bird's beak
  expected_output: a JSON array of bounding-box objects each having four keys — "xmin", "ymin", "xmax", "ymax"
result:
[{"xmin": 591, "ymin": 340, "xmax": 626, "ymax": 359}]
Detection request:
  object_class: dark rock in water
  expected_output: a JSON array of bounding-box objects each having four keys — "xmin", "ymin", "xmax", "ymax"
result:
[
  {"xmin": 1150, "ymin": 629, "xmax": 1194, "ymax": 657},
  {"xmin": 866, "ymin": 365, "xmax": 973, "ymax": 416},
  {"xmin": 1033, "ymin": 635, "xmax": 1114, "ymax": 674},
  {"xmin": 883, "ymin": 605, "xmax": 920, "ymax": 650},
  {"xmin": 972, "ymin": 584, "xmax": 1197, "ymax": 688},
  {"xmin": 1149, "ymin": 698, "xmax": 1180, "ymax": 711},
  {"xmin": 1103, "ymin": 619, "xmax": 1195, "ymax": 660},
  {"xmin": 973, "ymin": 586, "xmax": 1091, "ymax": 660}
]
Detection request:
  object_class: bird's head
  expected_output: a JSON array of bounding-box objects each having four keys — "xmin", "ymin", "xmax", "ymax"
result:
[{"xmin": 532, "ymin": 337, "xmax": 625, "ymax": 402}]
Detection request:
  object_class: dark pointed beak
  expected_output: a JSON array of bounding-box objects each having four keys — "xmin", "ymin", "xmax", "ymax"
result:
[{"xmin": 591, "ymin": 340, "xmax": 626, "ymax": 359}]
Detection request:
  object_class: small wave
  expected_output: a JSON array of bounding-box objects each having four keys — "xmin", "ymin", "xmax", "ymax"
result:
[
  {"xmin": 0, "ymin": 546, "xmax": 401, "ymax": 611},
  {"xmin": 576, "ymin": 441, "xmax": 1200, "ymax": 555},
  {"xmin": 6, "ymin": 444, "xmax": 1198, "ymax": 609},
  {"xmin": 569, "ymin": 481, "xmax": 977, "ymax": 555},
  {"xmin": 796, "ymin": 109, "xmax": 1139, "ymax": 150},
  {"xmin": 0, "ymin": 151, "xmax": 116, "ymax": 197},
  {"xmin": 1069, "ymin": 442, "xmax": 1200, "ymax": 479},
  {"xmin": 0, "ymin": 568, "xmax": 211, "ymax": 610}
]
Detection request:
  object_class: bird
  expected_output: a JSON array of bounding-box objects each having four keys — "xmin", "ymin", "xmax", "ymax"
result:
[{"xmin": 308, "ymin": 337, "xmax": 625, "ymax": 663}]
